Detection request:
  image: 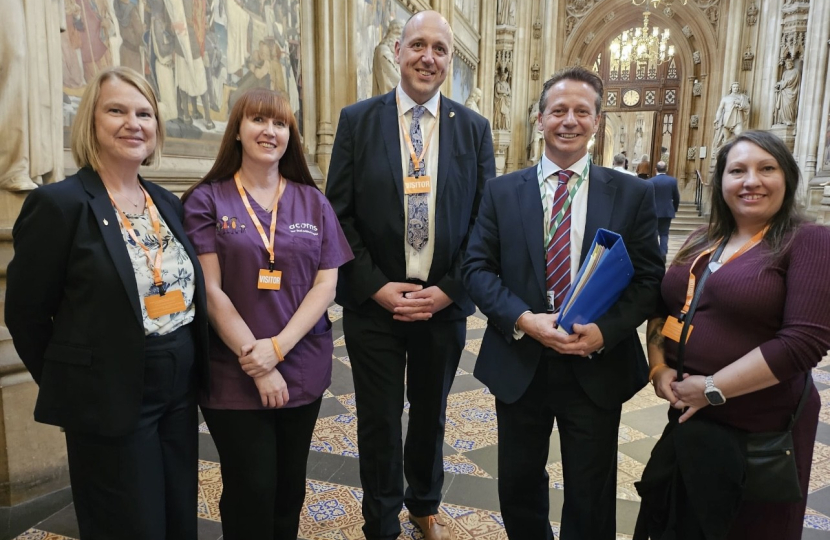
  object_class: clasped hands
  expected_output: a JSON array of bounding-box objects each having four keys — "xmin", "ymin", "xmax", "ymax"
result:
[
  {"xmin": 651, "ymin": 368, "xmax": 709, "ymax": 423},
  {"xmin": 372, "ymin": 282, "xmax": 452, "ymax": 321},
  {"xmin": 517, "ymin": 312, "xmax": 603, "ymax": 357},
  {"xmin": 239, "ymin": 339, "xmax": 289, "ymax": 408}
]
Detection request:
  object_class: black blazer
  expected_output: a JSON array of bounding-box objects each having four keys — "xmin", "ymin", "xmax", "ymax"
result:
[
  {"xmin": 326, "ymin": 89, "xmax": 495, "ymax": 321},
  {"xmin": 462, "ymin": 165, "xmax": 665, "ymax": 409},
  {"xmin": 5, "ymin": 168, "xmax": 209, "ymax": 437},
  {"xmin": 650, "ymin": 173, "xmax": 681, "ymax": 219}
]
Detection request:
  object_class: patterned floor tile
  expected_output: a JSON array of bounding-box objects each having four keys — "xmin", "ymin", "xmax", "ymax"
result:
[
  {"xmin": 198, "ymin": 460, "xmax": 222, "ymax": 521},
  {"xmin": 466, "ymin": 316, "xmax": 487, "ymax": 330},
  {"xmin": 13, "ymin": 531, "xmax": 73, "ymax": 540},
  {"xmin": 811, "ymin": 442, "xmax": 830, "ymax": 493},
  {"xmin": 617, "ymin": 424, "xmax": 651, "ymax": 444},
  {"xmin": 198, "ymin": 421, "xmax": 210, "ymax": 434},
  {"xmin": 310, "ymin": 414, "xmax": 360, "ymax": 457},
  {"xmin": 333, "ymin": 336, "xmax": 346, "ymax": 348},
  {"xmin": 336, "ymin": 355, "xmax": 351, "ymax": 368},
  {"xmin": 464, "ymin": 338, "xmax": 482, "ymax": 356},
  {"xmin": 335, "ymin": 393, "xmax": 357, "ymax": 413},
  {"xmin": 328, "ymin": 305, "xmax": 344, "ymax": 323},
  {"xmin": 444, "ymin": 389, "xmax": 499, "ymax": 452},
  {"xmin": 622, "ymin": 386, "xmax": 669, "ymax": 414},
  {"xmin": 805, "ymin": 507, "xmax": 830, "ymax": 531},
  {"xmin": 443, "ymin": 453, "xmax": 493, "ymax": 478}
]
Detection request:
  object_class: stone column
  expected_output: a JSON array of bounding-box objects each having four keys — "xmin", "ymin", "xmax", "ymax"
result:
[
  {"xmin": 477, "ymin": 0, "xmax": 498, "ymax": 120},
  {"xmin": 493, "ymin": 130, "xmax": 512, "ymax": 176},
  {"xmin": 794, "ymin": 0, "xmax": 830, "ymax": 196},
  {"xmin": 492, "ymin": 3, "xmax": 516, "ymax": 173},
  {"xmin": 315, "ymin": 0, "xmax": 334, "ymax": 180}
]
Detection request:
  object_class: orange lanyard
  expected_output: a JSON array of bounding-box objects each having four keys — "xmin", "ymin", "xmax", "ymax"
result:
[
  {"xmin": 109, "ymin": 186, "xmax": 165, "ymax": 289},
  {"xmin": 396, "ymin": 93, "xmax": 440, "ymax": 177},
  {"xmin": 680, "ymin": 226, "xmax": 768, "ymax": 316},
  {"xmin": 234, "ymin": 171, "xmax": 283, "ymax": 270}
]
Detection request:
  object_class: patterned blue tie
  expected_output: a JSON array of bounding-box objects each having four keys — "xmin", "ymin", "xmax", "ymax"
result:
[{"xmin": 407, "ymin": 105, "xmax": 429, "ymax": 251}]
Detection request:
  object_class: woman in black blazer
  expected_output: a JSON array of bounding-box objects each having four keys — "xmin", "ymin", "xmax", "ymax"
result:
[{"xmin": 5, "ymin": 67, "xmax": 208, "ymax": 540}]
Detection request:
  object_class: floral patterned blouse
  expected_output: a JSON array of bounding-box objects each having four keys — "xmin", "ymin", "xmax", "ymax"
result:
[{"xmin": 116, "ymin": 206, "xmax": 196, "ymax": 336}]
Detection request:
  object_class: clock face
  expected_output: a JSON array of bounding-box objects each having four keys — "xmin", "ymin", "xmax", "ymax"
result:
[{"xmin": 623, "ymin": 90, "xmax": 640, "ymax": 107}]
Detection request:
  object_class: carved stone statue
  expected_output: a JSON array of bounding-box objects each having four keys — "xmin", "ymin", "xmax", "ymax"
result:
[
  {"xmin": 713, "ymin": 82, "xmax": 751, "ymax": 150},
  {"xmin": 527, "ymin": 101, "xmax": 544, "ymax": 164},
  {"xmin": 682, "ymin": 25, "xmax": 693, "ymax": 38},
  {"xmin": 496, "ymin": 0, "xmax": 515, "ymax": 26},
  {"xmin": 493, "ymin": 71, "xmax": 512, "ymax": 130},
  {"xmin": 773, "ymin": 57, "xmax": 800, "ymax": 126},
  {"xmin": 372, "ymin": 20, "xmax": 404, "ymax": 96},
  {"xmin": 464, "ymin": 88, "xmax": 482, "ymax": 114},
  {"xmin": 0, "ymin": 0, "xmax": 65, "ymax": 191},
  {"xmin": 690, "ymin": 115, "xmax": 699, "ymax": 128},
  {"xmin": 746, "ymin": 2, "xmax": 758, "ymax": 26},
  {"xmin": 693, "ymin": 80, "xmax": 702, "ymax": 97}
]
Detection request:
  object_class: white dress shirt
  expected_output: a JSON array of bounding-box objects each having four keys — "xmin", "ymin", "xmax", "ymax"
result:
[{"xmin": 396, "ymin": 85, "xmax": 440, "ymax": 281}]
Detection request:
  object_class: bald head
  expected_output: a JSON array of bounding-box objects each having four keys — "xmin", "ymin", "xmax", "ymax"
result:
[
  {"xmin": 400, "ymin": 10, "xmax": 454, "ymax": 51},
  {"xmin": 656, "ymin": 161, "xmax": 668, "ymax": 173}
]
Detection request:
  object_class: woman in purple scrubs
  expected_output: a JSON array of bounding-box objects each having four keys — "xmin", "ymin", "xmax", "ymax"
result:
[{"xmin": 183, "ymin": 88, "xmax": 353, "ymax": 540}]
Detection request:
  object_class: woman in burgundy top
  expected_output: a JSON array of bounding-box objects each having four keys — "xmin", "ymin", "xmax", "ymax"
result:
[
  {"xmin": 182, "ymin": 89, "xmax": 353, "ymax": 540},
  {"xmin": 644, "ymin": 130, "xmax": 830, "ymax": 539}
]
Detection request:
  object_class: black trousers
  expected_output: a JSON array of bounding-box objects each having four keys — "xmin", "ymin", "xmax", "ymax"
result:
[
  {"xmin": 201, "ymin": 396, "xmax": 322, "ymax": 540},
  {"xmin": 343, "ymin": 310, "xmax": 464, "ymax": 540},
  {"xmin": 657, "ymin": 217, "xmax": 672, "ymax": 259},
  {"xmin": 496, "ymin": 354, "xmax": 621, "ymax": 540},
  {"xmin": 65, "ymin": 325, "xmax": 198, "ymax": 540}
]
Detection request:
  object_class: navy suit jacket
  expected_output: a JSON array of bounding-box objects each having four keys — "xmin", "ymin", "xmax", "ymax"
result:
[
  {"xmin": 326, "ymin": 90, "xmax": 495, "ymax": 321},
  {"xmin": 462, "ymin": 164, "xmax": 664, "ymax": 409},
  {"xmin": 650, "ymin": 173, "xmax": 680, "ymax": 219},
  {"xmin": 5, "ymin": 168, "xmax": 209, "ymax": 437}
]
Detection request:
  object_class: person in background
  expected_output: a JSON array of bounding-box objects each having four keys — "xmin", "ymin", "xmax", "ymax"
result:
[
  {"xmin": 5, "ymin": 66, "xmax": 208, "ymax": 540},
  {"xmin": 649, "ymin": 160, "xmax": 680, "ymax": 262},
  {"xmin": 182, "ymin": 88, "xmax": 353, "ymax": 540},
  {"xmin": 325, "ymin": 10, "xmax": 494, "ymax": 540},
  {"xmin": 613, "ymin": 153, "xmax": 635, "ymax": 175},
  {"xmin": 641, "ymin": 130, "xmax": 830, "ymax": 539},
  {"xmin": 637, "ymin": 154, "xmax": 652, "ymax": 179}
]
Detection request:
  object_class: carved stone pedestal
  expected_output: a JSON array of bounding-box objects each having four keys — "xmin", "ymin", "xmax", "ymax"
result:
[
  {"xmin": 493, "ymin": 130, "xmax": 512, "ymax": 176},
  {"xmin": 769, "ymin": 124, "xmax": 796, "ymax": 152}
]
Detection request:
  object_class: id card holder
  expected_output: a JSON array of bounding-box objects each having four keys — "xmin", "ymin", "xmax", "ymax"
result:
[
  {"xmin": 145, "ymin": 289, "xmax": 187, "ymax": 319},
  {"xmin": 546, "ymin": 291, "xmax": 556, "ymax": 313},
  {"xmin": 404, "ymin": 176, "xmax": 431, "ymax": 195},
  {"xmin": 661, "ymin": 315, "xmax": 692, "ymax": 343},
  {"xmin": 258, "ymin": 269, "xmax": 282, "ymax": 290}
]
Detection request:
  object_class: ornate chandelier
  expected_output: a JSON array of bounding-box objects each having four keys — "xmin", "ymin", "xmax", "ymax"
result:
[
  {"xmin": 632, "ymin": 0, "xmax": 687, "ymax": 7},
  {"xmin": 609, "ymin": 10, "xmax": 675, "ymax": 66}
]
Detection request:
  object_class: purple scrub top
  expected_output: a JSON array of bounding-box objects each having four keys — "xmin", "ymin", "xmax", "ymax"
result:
[{"xmin": 184, "ymin": 178, "xmax": 353, "ymax": 409}]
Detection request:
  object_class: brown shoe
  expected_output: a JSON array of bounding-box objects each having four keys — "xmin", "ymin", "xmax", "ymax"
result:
[{"xmin": 409, "ymin": 512, "xmax": 454, "ymax": 540}]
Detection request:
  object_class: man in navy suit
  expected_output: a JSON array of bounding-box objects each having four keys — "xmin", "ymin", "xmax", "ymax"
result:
[
  {"xmin": 326, "ymin": 10, "xmax": 494, "ymax": 540},
  {"xmin": 463, "ymin": 66, "xmax": 663, "ymax": 539},
  {"xmin": 649, "ymin": 160, "xmax": 681, "ymax": 261}
]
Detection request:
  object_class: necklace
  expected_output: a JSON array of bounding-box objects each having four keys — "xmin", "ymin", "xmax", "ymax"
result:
[{"xmin": 114, "ymin": 187, "xmax": 144, "ymax": 210}]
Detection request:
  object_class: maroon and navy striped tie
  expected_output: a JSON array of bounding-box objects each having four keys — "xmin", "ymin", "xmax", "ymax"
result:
[{"xmin": 545, "ymin": 170, "xmax": 574, "ymax": 309}]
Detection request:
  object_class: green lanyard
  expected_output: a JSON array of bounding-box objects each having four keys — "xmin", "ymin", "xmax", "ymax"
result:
[{"xmin": 537, "ymin": 159, "xmax": 590, "ymax": 246}]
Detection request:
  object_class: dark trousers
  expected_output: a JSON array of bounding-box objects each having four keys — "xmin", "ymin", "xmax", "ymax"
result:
[
  {"xmin": 343, "ymin": 310, "xmax": 464, "ymax": 540},
  {"xmin": 657, "ymin": 217, "xmax": 672, "ymax": 259},
  {"xmin": 201, "ymin": 396, "xmax": 322, "ymax": 540},
  {"xmin": 496, "ymin": 354, "xmax": 621, "ymax": 540},
  {"xmin": 65, "ymin": 325, "xmax": 198, "ymax": 540}
]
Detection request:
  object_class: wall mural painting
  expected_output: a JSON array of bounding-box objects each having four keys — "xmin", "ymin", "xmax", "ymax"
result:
[
  {"xmin": 62, "ymin": 0, "xmax": 303, "ymax": 153},
  {"xmin": 356, "ymin": 0, "xmax": 410, "ymax": 102},
  {"xmin": 452, "ymin": 60, "xmax": 473, "ymax": 106}
]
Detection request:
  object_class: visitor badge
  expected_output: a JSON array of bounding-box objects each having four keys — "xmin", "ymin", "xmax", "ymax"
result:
[
  {"xmin": 404, "ymin": 176, "xmax": 431, "ymax": 195},
  {"xmin": 258, "ymin": 269, "xmax": 283, "ymax": 290},
  {"xmin": 546, "ymin": 291, "xmax": 556, "ymax": 313},
  {"xmin": 661, "ymin": 316, "xmax": 692, "ymax": 343},
  {"xmin": 144, "ymin": 289, "xmax": 187, "ymax": 319}
]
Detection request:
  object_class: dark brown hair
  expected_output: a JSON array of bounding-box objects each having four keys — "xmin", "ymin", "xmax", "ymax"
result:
[
  {"xmin": 182, "ymin": 88, "xmax": 316, "ymax": 201},
  {"xmin": 673, "ymin": 130, "xmax": 803, "ymax": 266},
  {"xmin": 538, "ymin": 65, "xmax": 604, "ymax": 116}
]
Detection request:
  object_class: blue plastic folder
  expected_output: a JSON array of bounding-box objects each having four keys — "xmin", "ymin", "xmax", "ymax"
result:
[{"xmin": 556, "ymin": 228, "xmax": 634, "ymax": 334}]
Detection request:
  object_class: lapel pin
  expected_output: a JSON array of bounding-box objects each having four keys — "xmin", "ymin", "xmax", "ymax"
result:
[
  {"xmin": 103, "ymin": 219, "xmax": 109, "ymax": 226},
  {"xmin": 449, "ymin": 111, "xmax": 455, "ymax": 118}
]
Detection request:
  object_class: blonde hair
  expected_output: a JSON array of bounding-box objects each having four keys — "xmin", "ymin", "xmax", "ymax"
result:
[{"xmin": 71, "ymin": 67, "xmax": 165, "ymax": 171}]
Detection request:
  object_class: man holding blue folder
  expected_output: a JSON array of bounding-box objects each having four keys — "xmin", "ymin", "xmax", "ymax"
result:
[{"xmin": 463, "ymin": 66, "xmax": 664, "ymax": 540}]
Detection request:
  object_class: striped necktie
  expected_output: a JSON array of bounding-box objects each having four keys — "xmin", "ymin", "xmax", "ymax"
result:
[{"xmin": 545, "ymin": 170, "xmax": 574, "ymax": 309}]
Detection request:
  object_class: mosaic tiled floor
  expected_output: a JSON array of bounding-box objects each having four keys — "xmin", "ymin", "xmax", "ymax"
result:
[{"xmin": 14, "ymin": 234, "xmax": 830, "ymax": 539}]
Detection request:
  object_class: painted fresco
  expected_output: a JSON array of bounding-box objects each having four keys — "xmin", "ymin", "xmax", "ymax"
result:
[
  {"xmin": 61, "ymin": 0, "xmax": 303, "ymax": 148},
  {"xmin": 452, "ymin": 60, "xmax": 474, "ymax": 105},
  {"xmin": 356, "ymin": 0, "xmax": 410, "ymax": 102}
]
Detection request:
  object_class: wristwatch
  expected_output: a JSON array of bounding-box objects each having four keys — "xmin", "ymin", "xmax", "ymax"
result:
[{"xmin": 704, "ymin": 375, "xmax": 726, "ymax": 406}]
